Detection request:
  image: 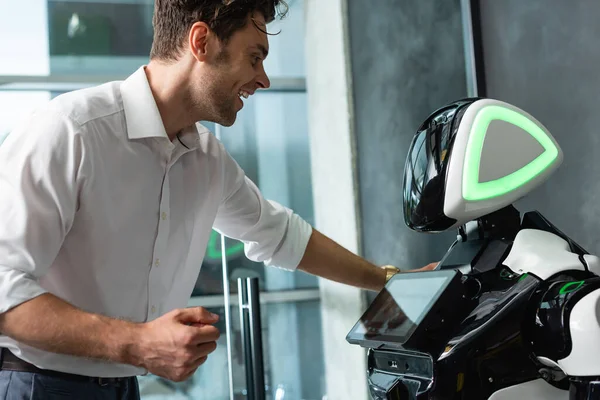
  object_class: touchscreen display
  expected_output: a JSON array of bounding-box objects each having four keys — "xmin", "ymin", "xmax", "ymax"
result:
[{"xmin": 348, "ymin": 271, "xmax": 455, "ymax": 344}]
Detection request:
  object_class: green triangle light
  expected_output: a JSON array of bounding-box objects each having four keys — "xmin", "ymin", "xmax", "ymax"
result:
[
  {"xmin": 206, "ymin": 229, "xmax": 245, "ymax": 261},
  {"xmin": 462, "ymin": 105, "xmax": 559, "ymax": 201}
]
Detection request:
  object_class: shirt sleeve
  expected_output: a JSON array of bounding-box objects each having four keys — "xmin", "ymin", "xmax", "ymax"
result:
[
  {"xmin": 212, "ymin": 143, "xmax": 313, "ymax": 271},
  {"xmin": 0, "ymin": 107, "xmax": 83, "ymax": 314}
]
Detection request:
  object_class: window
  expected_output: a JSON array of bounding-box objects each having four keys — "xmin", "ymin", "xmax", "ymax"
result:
[
  {"xmin": 0, "ymin": 92, "xmax": 52, "ymax": 145},
  {"xmin": 47, "ymin": 0, "xmax": 153, "ymax": 76},
  {"xmin": 1, "ymin": 0, "xmax": 326, "ymax": 398}
]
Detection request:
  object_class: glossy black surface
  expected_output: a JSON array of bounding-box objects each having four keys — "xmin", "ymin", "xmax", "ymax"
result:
[
  {"xmin": 403, "ymin": 98, "xmax": 478, "ymax": 232},
  {"xmin": 432, "ymin": 272, "xmax": 542, "ymax": 399},
  {"xmin": 367, "ymin": 349, "xmax": 433, "ymax": 400}
]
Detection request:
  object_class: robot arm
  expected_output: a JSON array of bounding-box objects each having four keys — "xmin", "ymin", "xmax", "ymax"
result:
[
  {"xmin": 502, "ymin": 229, "xmax": 600, "ymax": 366},
  {"xmin": 502, "ymin": 228, "xmax": 600, "ymax": 398},
  {"xmin": 531, "ymin": 282, "xmax": 600, "ymax": 399},
  {"xmin": 563, "ymin": 288, "xmax": 600, "ymax": 399},
  {"xmin": 559, "ymin": 288, "xmax": 600, "ymax": 377}
]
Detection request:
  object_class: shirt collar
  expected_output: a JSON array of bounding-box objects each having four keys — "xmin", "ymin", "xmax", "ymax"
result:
[
  {"xmin": 120, "ymin": 66, "xmax": 170, "ymax": 141},
  {"xmin": 120, "ymin": 66, "xmax": 212, "ymax": 148}
]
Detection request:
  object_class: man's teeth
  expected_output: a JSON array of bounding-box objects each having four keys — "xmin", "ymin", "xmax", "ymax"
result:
[{"xmin": 238, "ymin": 90, "xmax": 250, "ymax": 99}]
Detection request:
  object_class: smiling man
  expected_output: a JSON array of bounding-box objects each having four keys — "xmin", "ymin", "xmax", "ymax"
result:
[{"xmin": 0, "ymin": 1, "xmax": 435, "ymax": 399}]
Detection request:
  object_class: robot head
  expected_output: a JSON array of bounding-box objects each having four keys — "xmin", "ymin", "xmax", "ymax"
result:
[{"xmin": 403, "ymin": 98, "xmax": 563, "ymax": 232}]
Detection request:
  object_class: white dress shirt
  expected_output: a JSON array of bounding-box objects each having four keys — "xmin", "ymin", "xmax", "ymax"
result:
[{"xmin": 0, "ymin": 66, "xmax": 313, "ymax": 377}]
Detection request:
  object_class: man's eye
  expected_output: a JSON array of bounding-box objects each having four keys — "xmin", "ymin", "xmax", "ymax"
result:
[{"xmin": 251, "ymin": 56, "xmax": 260, "ymax": 66}]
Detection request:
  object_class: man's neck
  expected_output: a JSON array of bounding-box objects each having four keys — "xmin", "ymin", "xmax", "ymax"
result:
[{"xmin": 145, "ymin": 60, "xmax": 199, "ymax": 141}]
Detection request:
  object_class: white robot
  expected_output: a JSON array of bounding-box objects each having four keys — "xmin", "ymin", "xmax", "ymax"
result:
[{"xmin": 346, "ymin": 98, "xmax": 600, "ymax": 399}]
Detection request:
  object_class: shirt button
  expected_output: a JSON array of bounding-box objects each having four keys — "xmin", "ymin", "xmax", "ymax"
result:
[
  {"xmin": 161, "ymin": 212, "xmax": 167, "ymax": 220},
  {"xmin": 154, "ymin": 258, "xmax": 160, "ymax": 267},
  {"xmin": 151, "ymin": 305, "xmax": 156, "ymax": 314}
]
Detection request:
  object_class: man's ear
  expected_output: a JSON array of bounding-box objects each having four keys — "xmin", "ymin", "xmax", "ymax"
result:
[{"xmin": 189, "ymin": 21, "xmax": 216, "ymax": 62}]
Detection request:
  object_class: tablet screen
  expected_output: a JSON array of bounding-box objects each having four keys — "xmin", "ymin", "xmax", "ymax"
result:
[{"xmin": 347, "ymin": 271, "xmax": 457, "ymax": 345}]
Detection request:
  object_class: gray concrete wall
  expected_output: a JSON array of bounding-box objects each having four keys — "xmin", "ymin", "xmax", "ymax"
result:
[
  {"xmin": 479, "ymin": 0, "xmax": 600, "ymax": 254},
  {"xmin": 305, "ymin": 0, "xmax": 369, "ymax": 398},
  {"xmin": 347, "ymin": 0, "xmax": 468, "ymax": 271}
]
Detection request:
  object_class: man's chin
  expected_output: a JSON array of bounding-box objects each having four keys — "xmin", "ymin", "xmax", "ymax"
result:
[
  {"xmin": 206, "ymin": 112, "xmax": 237, "ymax": 128},
  {"xmin": 218, "ymin": 114, "xmax": 237, "ymax": 127}
]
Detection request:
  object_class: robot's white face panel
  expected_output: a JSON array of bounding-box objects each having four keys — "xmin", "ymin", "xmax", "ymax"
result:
[
  {"xmin": 443, "ymin": 99, "xmax": 563, "ymax": 228},
  {"xmin": 462, "ymin": 105, "xmax": 560, "ymax": 202},
  {"xmin": 477, "ymin": 120, "xmax": 544, "ymax": 183}
]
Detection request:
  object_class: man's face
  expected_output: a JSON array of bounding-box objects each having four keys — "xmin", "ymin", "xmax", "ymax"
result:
[{"xmin": 193, "ymin": 12, "xmax": 271, "ymax": 126}]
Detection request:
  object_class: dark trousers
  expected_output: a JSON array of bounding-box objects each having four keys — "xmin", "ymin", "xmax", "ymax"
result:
[{"xmin": 0, "ymin": 370, "xmax": 140, "ymax": 400}]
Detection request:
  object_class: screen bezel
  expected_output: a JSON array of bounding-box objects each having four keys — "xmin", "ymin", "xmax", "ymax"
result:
[{"xmin": 346, "ymin": 269, "xmax": 461, "ymax": 349}]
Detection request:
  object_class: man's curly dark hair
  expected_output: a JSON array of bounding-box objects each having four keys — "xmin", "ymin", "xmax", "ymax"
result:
[{"xmin": 150, "ymin": 0, "xmax": 288, "ymax": 62}]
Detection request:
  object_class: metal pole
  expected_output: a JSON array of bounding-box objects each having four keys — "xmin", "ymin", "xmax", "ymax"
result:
[
  {"xmin": 238, "ymin": 277, "xmax": 266, "ymax": 400},
  {"xmin": 460, "ymin": 0, "xmax": 487, "ymax": 97},
  {"xmin": 460, "ymin": 0, "xmax": 479, "ymax": 97},
  {"xmin": 238, "ymin": 279, "xmax": 255, "ymax": 398},
  {"xmin": 215, "ymin": 124, "xmax": 235, "ymax": 400},
  {"xmin": 246, "ymin": 278, "xmax": 266, "ymax": 400}
]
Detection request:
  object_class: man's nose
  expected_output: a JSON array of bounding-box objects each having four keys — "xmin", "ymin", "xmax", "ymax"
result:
[{"xmin": 256, "ymin": 66, "xmax": 271, "ymax": 90}]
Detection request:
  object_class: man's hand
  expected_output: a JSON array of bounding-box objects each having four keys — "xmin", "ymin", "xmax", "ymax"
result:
[
  {"xmin": 410, "ymin": 262, "xmax": 438, "ymax": 273},
  {"xmin": 134, "ymin": 307, "xmax": 220, "ymax": 382}
]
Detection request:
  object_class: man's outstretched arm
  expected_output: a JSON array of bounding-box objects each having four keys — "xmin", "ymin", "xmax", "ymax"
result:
[
  {"xmin": 209, "ymin": 145, "xmax": 435, "ymax": 289},
  {"xmin": 297, "ymin": 228, "xmax": 437, "ymax": 292}
]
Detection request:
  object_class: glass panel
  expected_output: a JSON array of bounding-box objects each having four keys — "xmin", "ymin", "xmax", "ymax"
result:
[
  {"xmin": 0, "ymin": 91, "xmax": 52, "ymax": 144},
  {"xmin": 261, "ymin": 0, "xmax": 306, "ymax": 79},
  {"xmin": 0, "ymin": 0, "xmax": 307, "ymax": 78},
  {"xmin": 138, "ymin": 300, "xmax": 325, "ymax": 400},
  {"xmin": 47, "ymin": 0, "xmax": 153, "ymax": 76},
  {"xmin": 261, "ymin": 300, "xmax": 326, "ymax": 400},
  {"xmin": 0, "ymin": 0, "xmax": 50, "ymax": 75}
]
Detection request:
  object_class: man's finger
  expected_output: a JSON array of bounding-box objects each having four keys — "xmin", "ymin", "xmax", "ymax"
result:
[
  {"xmin": 411, "ymin": 262, "xmax": 438, "ymax": 272},
  {"xmin": 425, "ymin": 262, "xmax": 438, "ymax": 270},
  {"xmin": 185, "ymin": 325, "xmax": 221, "ymax": 345},
  {"xmin": 176, "ymin": 307, "xmax": 219, "ymax": 324}
]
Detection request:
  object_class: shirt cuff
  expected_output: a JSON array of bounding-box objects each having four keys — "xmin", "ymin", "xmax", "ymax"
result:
[
  {"xmin": 0, "ymin": 267, "xmax": 49, "ymax": 314},
  {"xmin": 260, "ymin": 210, "xmax": 313, "ymax": 271}
]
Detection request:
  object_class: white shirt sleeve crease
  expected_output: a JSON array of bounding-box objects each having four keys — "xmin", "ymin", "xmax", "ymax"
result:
[
  {"xmin": 0, "ymin": 107, "xmax": 83, "ymax": 314},
  {"xmin": 212, "ymin": 145, "xmax": 312, "ymax": 271}
]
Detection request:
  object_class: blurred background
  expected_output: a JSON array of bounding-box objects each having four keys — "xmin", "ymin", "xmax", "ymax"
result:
[{"xmin": 2, "ymin": 0, "xmax": 600, "ymax": 399}]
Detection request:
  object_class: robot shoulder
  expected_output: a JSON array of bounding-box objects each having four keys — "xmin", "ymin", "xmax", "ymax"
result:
[{"xmin": 503, "ymin": 229, "xmax": 599, "ymax": 279}]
